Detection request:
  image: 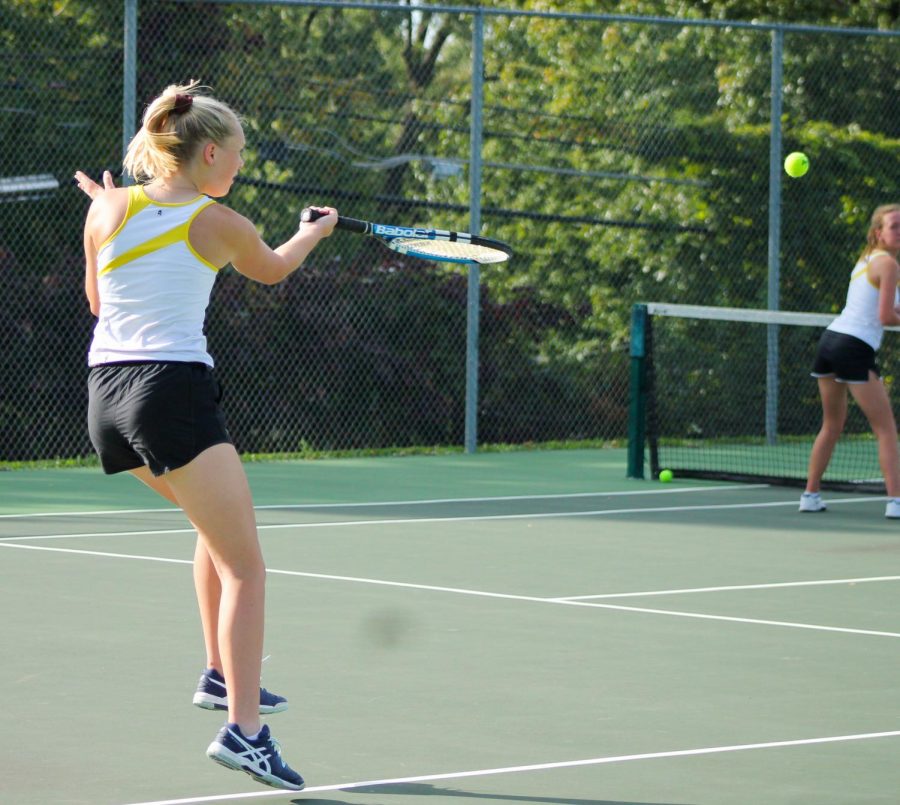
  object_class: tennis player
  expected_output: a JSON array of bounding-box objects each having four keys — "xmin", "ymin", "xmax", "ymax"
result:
[
  {"xmin": 77, "ymin": 81, "xmax": 336, "ymax": 791},
  {"xmin": 802, "ymin": 204, "xmax": 900, "ymax": 518}
]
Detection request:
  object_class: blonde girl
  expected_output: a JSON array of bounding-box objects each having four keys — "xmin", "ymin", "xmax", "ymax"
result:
[
  {"xmin": 77, "ymin": 81, "xmax": 336, "ymax": 791},
  {"xmin": 802, "ymin": 204, "xmax": 900, "ymax": 518}
]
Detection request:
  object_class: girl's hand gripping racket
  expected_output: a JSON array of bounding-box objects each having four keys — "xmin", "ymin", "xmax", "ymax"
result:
[{"xmin": 300, "ymin": 207, "xmax": 512, "ymax": 265}]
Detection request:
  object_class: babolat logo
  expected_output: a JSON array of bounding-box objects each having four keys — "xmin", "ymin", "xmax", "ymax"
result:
[{"xmin": 374, "ymin": 224, "xmax": 423, "ymax": 237}]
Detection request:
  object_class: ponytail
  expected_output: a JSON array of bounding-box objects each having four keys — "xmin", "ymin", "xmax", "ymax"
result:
[{"xmin": 123, "ymin": 81, "xmax": 242, "ymax": 182}]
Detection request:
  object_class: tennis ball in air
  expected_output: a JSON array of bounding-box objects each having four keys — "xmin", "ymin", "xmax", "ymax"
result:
[
  {"xmin": 784, "ymin": 152, "xmax": 809, "ymax": 178},
  {"xmin": 659, "ymin": 469, "xmax": 674, "ymax": 483}
]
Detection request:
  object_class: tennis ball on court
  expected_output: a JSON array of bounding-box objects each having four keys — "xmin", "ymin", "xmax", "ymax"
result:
[
  {"xmin": 784, "ymin": 152, "xmax": 809, "ymax": 178},
  {"xmin": 659, "ymin": 469, "xmax": 673, "ymax": 483}
]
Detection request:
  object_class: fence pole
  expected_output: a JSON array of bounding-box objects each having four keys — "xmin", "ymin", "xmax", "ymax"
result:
[
  {"xmin": 464, "ymin": 9, "xmax": 485, "ymax": 454},
  {"xmin": 122, "ymin": 0, "xmax": 138, "ymax": 184},
  {"xmin": 765, "ymin": 27, "xmax": 784, "ymax": 446}
]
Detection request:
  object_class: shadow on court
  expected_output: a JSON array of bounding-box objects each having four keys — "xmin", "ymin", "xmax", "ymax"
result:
[{"xmin": 294, "ymin": 783, "xmax": 690, "ymax": 805}]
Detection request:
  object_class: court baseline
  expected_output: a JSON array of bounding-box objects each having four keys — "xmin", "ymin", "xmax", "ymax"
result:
[{"xmin": 118, "ymin": 729, "xmax": 900, "ymax": 805}]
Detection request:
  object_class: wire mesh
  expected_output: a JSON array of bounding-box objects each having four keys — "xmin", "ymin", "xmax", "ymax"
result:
[{"xmin": 1, "ymin": 2, "xmax": 899, "ymax": 461}]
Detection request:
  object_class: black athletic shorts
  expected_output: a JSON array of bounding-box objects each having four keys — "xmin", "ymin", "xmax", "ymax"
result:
[
  {"xmin": 87, "ymin": 361, "xmax": 231, "ymax": 476},
  {"xmin": 810, "ymin": 329, "xmax": 878, "ymax": 384}
]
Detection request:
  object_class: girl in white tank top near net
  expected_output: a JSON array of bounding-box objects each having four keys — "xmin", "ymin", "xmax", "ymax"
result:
[{"xmin": 801, "ymin": 204, "xmax": 900, "ymax": 518}]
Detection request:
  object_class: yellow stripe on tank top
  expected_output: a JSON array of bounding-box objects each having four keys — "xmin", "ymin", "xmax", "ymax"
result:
[
  {"xmin": 98, "ymin": 199, "xmax": 218, "ymax": 275},
  {"xmin": 98, "ymin": 185, "xmax": 154, "ymax": 252},
  {"xmin": 851, "ymin": 250, "xmax": 891, "ymax": 288}
]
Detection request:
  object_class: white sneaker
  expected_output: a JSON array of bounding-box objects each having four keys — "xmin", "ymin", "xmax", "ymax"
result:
[
  {"xmin": 799, "ymin": 492, "xmax": 826, "ymax": 512},
  {"xmin": 885, "ymin": 499, "xmax": 900, "ymax": 519}
]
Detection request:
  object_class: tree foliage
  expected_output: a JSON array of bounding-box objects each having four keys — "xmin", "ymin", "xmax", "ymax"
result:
[{"xmin": 2, "ymin": 0, "xmax": 899, "ymax": 457}]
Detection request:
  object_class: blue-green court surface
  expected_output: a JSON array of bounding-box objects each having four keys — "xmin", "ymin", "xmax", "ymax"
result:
[{"xmin": 2, "ymin": 449, "xmax": 899, "ymax": 805}]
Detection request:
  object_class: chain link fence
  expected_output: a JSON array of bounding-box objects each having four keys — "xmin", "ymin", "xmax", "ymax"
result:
[{"xmin": 2, "ymin": 1, "xmax": 899, "ymax": 462}]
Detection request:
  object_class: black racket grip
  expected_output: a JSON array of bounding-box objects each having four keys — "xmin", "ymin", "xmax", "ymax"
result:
[{"xmin": 300, "ymin": 207, "xmax": 368, "ymax": 234}]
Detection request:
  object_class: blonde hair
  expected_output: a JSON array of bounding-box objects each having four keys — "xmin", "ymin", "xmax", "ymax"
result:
[
  {"xmin": 123, "ymin": 81, "xmax": 242, "ymax": 182},
  {"xmin": 860, "ymin": 204, "xmax": 900, "ymax": 260}
]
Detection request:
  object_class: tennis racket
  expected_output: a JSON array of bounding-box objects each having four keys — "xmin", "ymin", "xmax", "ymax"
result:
[{"xmin": 300, "ymin": 207, "xmax": 512, "ymax": 265}]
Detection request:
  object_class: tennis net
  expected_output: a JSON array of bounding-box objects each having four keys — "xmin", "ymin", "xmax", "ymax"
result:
[{"xmin": 627, "ymin": 303, "xmax": 900, "ymax": 493}]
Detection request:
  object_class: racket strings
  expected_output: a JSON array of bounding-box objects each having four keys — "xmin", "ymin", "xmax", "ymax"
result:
[{"xmin": 391, "ymin": 238, "xmax": 510, "ymax": 264}]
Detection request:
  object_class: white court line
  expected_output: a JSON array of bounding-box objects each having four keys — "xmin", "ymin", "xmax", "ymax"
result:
[
  {"xmin": 0, "ymin": 495, "xmax": 883, "ymax": 543},
  {"xmin": 555, "ymin": 575, "xmax": 900, "ymax": 601},
  {"xmin": 563, "ymin": 599, "xmax": 900, "ymax": 638},
  {"xmin": 0, "ymin": 542, "xmax": 194, "ymax": 567},
  {"xmin": 119, "ymin": 729, "xmax": 900, "ymax": 805},
  {"xmin": 0, "ymin": 506, "xmax": 182, "ymax": 519},
  {"xmin": 2, "ymin": 541, "xmax": 899, "ymax": 639},
  {"xmin": 0, "ymin": 484, "xmax": 768, "ymax": 519},
  {"xmin": 0, "ymin": 527, "xmax": 197, "ymax": 542}
]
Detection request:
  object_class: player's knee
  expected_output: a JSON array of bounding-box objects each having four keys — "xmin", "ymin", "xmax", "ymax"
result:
[
  {"xmin": 871, "ymin": 422, "xmax": 899, "ymax": 441},
  {"xmin": 819, "ymin": 423, "xmax": 844, "ymax": 442},
  {"xmin": 214, "ymin": 546, "xmax": 266, "ymax": 586},
  {"xmin": 221, "ymin": 562, "xmax": 266, "ymax": 590}
]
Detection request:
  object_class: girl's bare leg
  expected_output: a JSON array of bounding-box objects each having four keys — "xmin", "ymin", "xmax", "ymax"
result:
[
  {"xmin": 805, "ymin": 377, "xmax": 848, "ymax": 493},
  {"xmin": 135, "ymin": 443, "xmax": 265, "ymax": 734},
  {"xmin": 193, "ymin": 541, "xmax": 223, "ymax": 671},
  {"xmin": 849, "ymin": 371, "xmax": 900, "ymax": 497},
  {"xmin": 129, "ymin": 468, "xmax": 222, "ymax": 672}
]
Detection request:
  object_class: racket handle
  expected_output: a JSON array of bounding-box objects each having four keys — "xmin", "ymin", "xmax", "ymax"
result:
[{"xmin": 300, "ymin": 207, "xmax": 368, "ymax": 234}]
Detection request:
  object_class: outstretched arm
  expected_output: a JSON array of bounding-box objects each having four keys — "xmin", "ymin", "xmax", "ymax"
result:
[{"xmin": 205, "ymin": 205, "xmax": 338, "ymax": 285}]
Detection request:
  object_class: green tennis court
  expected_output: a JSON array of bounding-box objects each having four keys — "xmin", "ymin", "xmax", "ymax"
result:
[{"xmin": 3, "ymin": 449, "xmax": 899, "ymax": 805}]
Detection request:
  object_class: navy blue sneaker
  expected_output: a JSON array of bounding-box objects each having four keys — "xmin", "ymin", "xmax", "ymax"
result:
[
  {"xmin": 192, "ymin": 667, "xmax": 288, "ymax": 714},
  {"xmin": 207, "ymin": 723, "xmax": 305, "ymax": 791}
]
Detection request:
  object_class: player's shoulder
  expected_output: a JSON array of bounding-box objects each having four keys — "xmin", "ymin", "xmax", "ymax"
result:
[
  {"xmin": 195, "ymin": 202, "xmax": 255, "ymax": 236},
  {"xmin": 191, "ymin": 202, "xmax": 260, "ymax": 266},
  {"xmin": 86, "ymin": 187, "xmax": 130, "ymax": 238},
  {"xmin": 866, "ymin": 252, "xmax": 900, "ymax": 290},
  {"xmin": 90, "ymin": 185, "xmax": 130, "ymax": 211},
  {"xmin": 868, "ymin": 250, "xmax": 899, "ymax": 272}
]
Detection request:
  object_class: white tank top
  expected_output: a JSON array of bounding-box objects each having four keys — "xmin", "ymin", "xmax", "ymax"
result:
[
  {"xmin": 88, "ymin": 185, "xmax": 219, "ymax": 367},
  {"xmin": 827, "ymin": 249, "xmax": 896, "ymax": 351}
]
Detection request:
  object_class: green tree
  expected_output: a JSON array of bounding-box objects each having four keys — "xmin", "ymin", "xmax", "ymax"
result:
[{"xmin": 3, "ymin": 0, "xmax": 899, "ymax": 457}]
